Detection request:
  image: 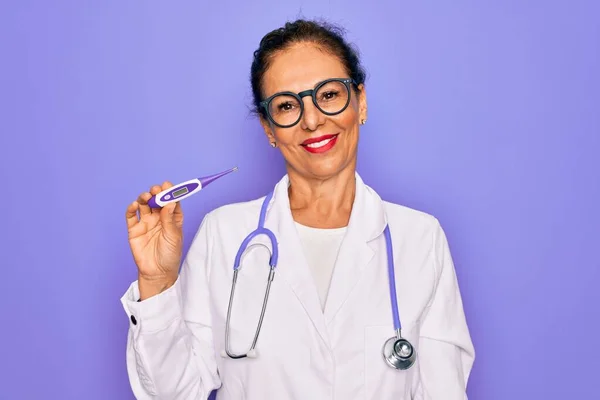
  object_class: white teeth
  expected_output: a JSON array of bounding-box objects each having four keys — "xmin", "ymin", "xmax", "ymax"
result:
[{"xmin": 306, "ymin": 138, "xmax": 333, "ymax": 148}]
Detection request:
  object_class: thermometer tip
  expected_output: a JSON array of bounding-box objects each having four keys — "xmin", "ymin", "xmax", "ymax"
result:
[{"xmin": 198, "ymin": 166, "xmax": 239, "ymax": 188}]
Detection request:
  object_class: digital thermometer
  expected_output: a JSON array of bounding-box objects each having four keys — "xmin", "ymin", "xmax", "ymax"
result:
[{"xmin": 147, "ymin": 166, "xmax": 238, "ymax": 208}]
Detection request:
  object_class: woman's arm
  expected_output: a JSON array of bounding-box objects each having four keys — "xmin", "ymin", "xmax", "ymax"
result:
[
  {"xmin": 121, "ymin": 214, "xmax": 221, "ymax": 399},
  {"xmin": 416, "ymin": 220, "xmax": 476, "ymax": 399}
]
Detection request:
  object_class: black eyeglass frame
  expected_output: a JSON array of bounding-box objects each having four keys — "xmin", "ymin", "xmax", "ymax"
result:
[{"xmin": 259, "ymin": 77, "xmax": 358, "ymax": 128}]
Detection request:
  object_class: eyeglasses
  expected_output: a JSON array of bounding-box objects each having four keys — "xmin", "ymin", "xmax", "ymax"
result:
[{"xmin": 260, "ymin": 78, "xmax": 357, "ymax": 128}]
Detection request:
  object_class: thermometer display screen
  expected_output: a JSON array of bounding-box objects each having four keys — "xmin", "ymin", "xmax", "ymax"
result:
[{"xmin": 173, "ymin": 187, "xmax": 189, "ymax": 198}]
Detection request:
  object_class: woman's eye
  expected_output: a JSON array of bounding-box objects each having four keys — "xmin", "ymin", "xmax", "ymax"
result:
[
  {"xmin": 321, "ymin": 91, "xmax": 338, "ymax": 100},
  {"xmin": 278, "ymin": 102, "xmax": 294, "ymax": 111}
]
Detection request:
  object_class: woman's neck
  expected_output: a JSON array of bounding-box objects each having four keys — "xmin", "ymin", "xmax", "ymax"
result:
[{"xmin": 287, "ymin": 167, "xmax": 356, "ymax": 229}]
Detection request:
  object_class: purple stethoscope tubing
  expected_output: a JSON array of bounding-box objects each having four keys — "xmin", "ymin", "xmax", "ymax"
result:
[{"xmin": 223, "ymin": 191, "xmax": 416, "ymax": 369}]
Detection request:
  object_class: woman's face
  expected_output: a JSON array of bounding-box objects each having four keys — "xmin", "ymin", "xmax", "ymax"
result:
[{"xmin": 259, "ymin": 42, "xmax": 367, "ymax": 181}]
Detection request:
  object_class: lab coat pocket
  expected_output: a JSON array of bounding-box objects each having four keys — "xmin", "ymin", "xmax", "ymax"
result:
[{"xmin": 364, "ymin": 325, "xmax": 413, "ymax": 400}]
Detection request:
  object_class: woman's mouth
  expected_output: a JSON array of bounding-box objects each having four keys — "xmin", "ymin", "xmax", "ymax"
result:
[{"xmin": 301, "ymin": 134, "xmax": 339, "ymax": 154}]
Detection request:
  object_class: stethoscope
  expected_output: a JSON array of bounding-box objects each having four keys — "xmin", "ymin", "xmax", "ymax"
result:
[{"xmin": 221, "ymin": 191, "xmax": 416, "ymax": 370}]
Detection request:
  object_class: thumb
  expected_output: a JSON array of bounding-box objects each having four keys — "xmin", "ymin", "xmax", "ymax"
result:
[{"xmin": 159, "ymin": 203, "xmax": 177, "ymax": 229}]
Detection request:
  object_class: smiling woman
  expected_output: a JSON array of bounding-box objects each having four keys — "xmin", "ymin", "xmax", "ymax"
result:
[
  {"xmin": 122, "ymin": 18, "xmax": 475, "ymax": 400},
  {"xmin": 252, "ymin": 23, "xmax": 367, "ymax": 209}
]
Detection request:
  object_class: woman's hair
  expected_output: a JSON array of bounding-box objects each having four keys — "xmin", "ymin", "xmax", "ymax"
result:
[{"xmin": 250, "ymin": 18, "xmax": 367, "ymax": 118}]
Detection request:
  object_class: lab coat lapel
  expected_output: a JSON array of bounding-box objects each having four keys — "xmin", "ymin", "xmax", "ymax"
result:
[
  {"xmin": 323, "ymin": 173, "xmax": 387, "ymax": 325},
  {"xmin": 264, "ymin": 175, "xmax": 331, "ymax": 347}
]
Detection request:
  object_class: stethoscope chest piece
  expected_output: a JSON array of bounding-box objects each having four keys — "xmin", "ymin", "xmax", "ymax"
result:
[{"xmin": 382, "ymin": 335, "xmax": 416, "ymax": 370}]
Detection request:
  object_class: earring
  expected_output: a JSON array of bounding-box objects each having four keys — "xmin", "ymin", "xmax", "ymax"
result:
[
  {"xmin": 270, "ymin": 141, "xmax": 276, "ymax": 148},
  {"xmin": 360, "ymin": 119, "xmax": 367, "ymax": 125}
]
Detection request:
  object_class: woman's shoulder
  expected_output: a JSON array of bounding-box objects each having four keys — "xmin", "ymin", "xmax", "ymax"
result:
[
  {"xmin": 382, "ymin": 200, "xmax": 445, "ymax": 239},
  {"xmin": 382, "ymin": 201, "xmax": 453, "ymax": 281}
]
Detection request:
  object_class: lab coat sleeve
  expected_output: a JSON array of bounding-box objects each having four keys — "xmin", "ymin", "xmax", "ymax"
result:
[
  {"xmin": 120, "ymin": 213, "xmax": 221, "ymax": 399},
  {"xmin": 416, "ymin": 220, "xmax": 475, "ymax": 400}
]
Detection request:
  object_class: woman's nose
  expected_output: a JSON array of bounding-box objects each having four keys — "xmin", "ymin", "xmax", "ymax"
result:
[{"xmin": 300, "ymin": 98, "xmax": 325, "ymax": 131}]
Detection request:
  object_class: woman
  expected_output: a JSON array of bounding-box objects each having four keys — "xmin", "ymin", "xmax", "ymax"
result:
[{"xmin": 122, "ymin": 19, "xmax": 475, "ymax": 400}]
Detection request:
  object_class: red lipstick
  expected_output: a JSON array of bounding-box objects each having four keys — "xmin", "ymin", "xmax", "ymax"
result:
[{"xmin": 301, "ymin": 134, "xmax": 338, "ymax": 154}]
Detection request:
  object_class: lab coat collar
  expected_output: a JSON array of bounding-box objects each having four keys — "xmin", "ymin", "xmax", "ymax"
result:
[
  {"xmin": 262, "ymin": 171, "xmax": 388, "ymax": 347},
  {"xmin": 266, "ymin": 171, "xmax": 388, "ymax": 240}
]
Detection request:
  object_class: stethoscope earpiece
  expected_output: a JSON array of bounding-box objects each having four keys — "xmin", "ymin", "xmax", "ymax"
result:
[{"xmin": 382, "ymin": 335, "xmax": 416, "ymax": 370}]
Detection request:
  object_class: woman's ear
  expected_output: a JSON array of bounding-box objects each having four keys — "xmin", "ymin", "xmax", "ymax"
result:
[{"xmin": 357, "ymin": 83, "xmax": 368, "ymax": 123}]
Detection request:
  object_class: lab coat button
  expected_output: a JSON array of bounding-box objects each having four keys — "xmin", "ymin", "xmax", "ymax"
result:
[{"xmin": 130, "ymin": 315, "xmax": 137, "ymax": 325}]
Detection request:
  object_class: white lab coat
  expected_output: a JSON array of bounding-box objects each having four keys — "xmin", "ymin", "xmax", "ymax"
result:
[{"xmin": 121, "ymin": 173, "xmax": 475, "ymax": 400}]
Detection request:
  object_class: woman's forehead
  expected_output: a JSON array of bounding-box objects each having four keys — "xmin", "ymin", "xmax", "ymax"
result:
[{"xmin": 262, "ymin": 43, "xmax": 346, "ymax": 95}]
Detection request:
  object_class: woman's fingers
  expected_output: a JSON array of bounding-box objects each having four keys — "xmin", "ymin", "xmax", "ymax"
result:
[
  {"xmin": 126, "ymin": 200, "xmax": 150, "ymax": 239},
  {"xmin": 160, "ymin": 181, "xmax": 174, "ymax": 191},
  {"xmin": 149, "ymin": 185, "xmax": 164, "ymax": 214},
  {"xmin": 131, "ymin": 181, "xmax": 180, "ymax": 227},
  {"xmin": 137, "ymin": 192, "xmax": 152, "ymax": 216},
  {"xmin": 125, "ymin": 201, "xmax": 139, "ymax": 229},
  {"xmin": 158, "ymin": 181, "xmax": 178, "ymax": 217},
  {"xmin": 173, "ymin": 199, "xmax": 183, "ymax": 217},
  {"xmin": 158, "ymin": 181, "xmax": 178, "ymax": 229}
]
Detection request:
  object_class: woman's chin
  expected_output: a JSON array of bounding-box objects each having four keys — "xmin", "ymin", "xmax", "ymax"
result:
[{"xmin": 300, "ymin": 159, "xmax": 355, "ymax": 180}]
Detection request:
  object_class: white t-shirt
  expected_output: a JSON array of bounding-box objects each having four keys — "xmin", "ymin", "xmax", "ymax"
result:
[{"xmin": 294, "ymin": 222, "xmax": 347, "ymax": 311}]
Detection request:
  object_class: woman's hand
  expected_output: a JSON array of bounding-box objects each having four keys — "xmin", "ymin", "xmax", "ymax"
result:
[{"xmin": 126, "ymin": 181, "xmax": 184, "ymax": 300}]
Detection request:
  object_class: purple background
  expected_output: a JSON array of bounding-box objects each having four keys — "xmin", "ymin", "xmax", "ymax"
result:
[{"xmin": 1, "ymin": 1, "xmax": 599, "ymax": 399}]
